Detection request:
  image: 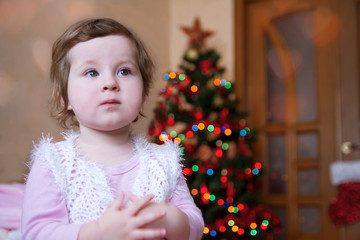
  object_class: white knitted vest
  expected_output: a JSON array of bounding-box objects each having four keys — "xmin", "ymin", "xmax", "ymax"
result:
[{"xmin": 30, "ymin": 131, "xmax": 183, "ymax": 224}]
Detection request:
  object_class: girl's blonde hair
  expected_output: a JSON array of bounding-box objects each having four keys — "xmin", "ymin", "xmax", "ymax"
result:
[{"xmin": 50, "ymin": 18, "xmax": 154, "ymax": 128}]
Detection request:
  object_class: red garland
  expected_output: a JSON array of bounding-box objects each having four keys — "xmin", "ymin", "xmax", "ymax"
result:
[
  {"xmin": 200, "ymin": 60, "xmax": 212, "ymax": 74},
  {"xmin": 328, "ymin": 182, "xmax": 360, "ymax": 226}
]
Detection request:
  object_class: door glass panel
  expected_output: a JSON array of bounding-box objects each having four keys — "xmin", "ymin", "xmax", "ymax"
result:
[
  {"xmin": 299, "ymin": 207, "xmax": 320, "ymax": 233},
  {"xmin": 266, "ymin": 38, "xmax": 285, "ymax": 123},
  {"xmin": 298, "ymin": 169, "xmax": 319, "ymax": 195},
  {"xmin": 273, "ymin": 11, "xmax": 317, "ymax": 122},
  {"xmin": 297, "ymin": 132, "xmax": 318, "ymax": 158},
  {"xmin": 268, "ymin": 135, "xmax": 286, "ymax": 194}
]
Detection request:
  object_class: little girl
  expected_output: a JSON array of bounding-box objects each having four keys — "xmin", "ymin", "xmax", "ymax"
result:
[{"xmin": 22, "ymin": 18, "xmax": 204, "ymax": 240}]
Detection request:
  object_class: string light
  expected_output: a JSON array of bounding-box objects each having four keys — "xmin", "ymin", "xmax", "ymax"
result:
[
  {"xmin": 190, "ymin": 85, "xmax": 198, "ymax": 92},
  {"xmin": 224, "ymin": 129, "xmax": 232, "ymax": 136},
  {"xmin": 228, "ymin": 206, "xmax": 235, "ymax": 213},
  {"xmin": 192, "ymin": 165, "xmax": 199, "ymax": 172},
  {"xmin": 170, "ymin": 131, "xmax": 177, "ymax": 138},
  {"xmin": 250, "ymin": 223, "xmax": 257, "ymax": 229},
  {"xmin": 240, "ymin": 129, "xmax": 247, "ymax": 136},
  {"xmin": 231, "ymin": 226, "xmax": 239, "ymax": 232},
  {"xmin": 178, "ymin": 74, "xmax": 186, "ymax": 81},
  {"xmin": 210, "ymin": 230, "xmax": 217, "ymax": 236},
  {"xmin": 250, "ymin": 229, "xmax": 257, "ymax": 236},
  {"xmin": 169, "ymin": 72, "xmax": 176, "ymax": 79},
  {"xmin": 228, "ymin": 220, "xmax": 235, "ymax": 226},
  {"xmin": 198, "ymin": 122, "xmax": 205, "ymax": 130},
  {"xmin": 203, "ymin": 193, "xmax": 210, "ymax": 200},
  {"xmin": 237, "ymin": 228, "xmax": 245, "ymax": 235},
  {"xmin": 237, "ymin": 203, "xmax": 244, "ymax": 210},
  {"xmin": 207, "ymin": 125, "xmax": 214, "ymax": 132},
  {"xmin": 222, "ymin": 143, "xmax": 229, "ymax": 150}
]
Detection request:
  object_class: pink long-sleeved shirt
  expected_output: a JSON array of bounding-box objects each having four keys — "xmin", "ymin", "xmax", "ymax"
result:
[{"xmin": 22, "ymin": 149, "xmax": 204, "ymax": 240}]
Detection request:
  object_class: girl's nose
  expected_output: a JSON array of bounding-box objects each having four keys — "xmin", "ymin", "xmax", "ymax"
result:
[{"xmin": 102, "ymin": 77, "xmax": 120, "ymax": 92}]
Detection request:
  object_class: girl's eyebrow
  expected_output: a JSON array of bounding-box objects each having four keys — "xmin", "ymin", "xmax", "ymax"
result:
[{"xmin": 72, "ymin": 58, "xmax": 139, "ymax": 71}]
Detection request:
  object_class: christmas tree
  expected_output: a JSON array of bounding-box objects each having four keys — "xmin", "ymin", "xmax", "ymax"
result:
[{"xmin": 148, "ymin": 18, "xmax": 281, "ymax": 240}]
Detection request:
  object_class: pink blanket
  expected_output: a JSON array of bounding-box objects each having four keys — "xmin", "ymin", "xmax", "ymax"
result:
[{"xmin": 0, "ymin": 183, "xmax": 24, "ymax": 230}]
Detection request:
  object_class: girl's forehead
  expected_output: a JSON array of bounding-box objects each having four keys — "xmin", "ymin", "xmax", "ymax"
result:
[{"xmin": 68, "ymin": 35, "xmax": 138, "ymax": 62}]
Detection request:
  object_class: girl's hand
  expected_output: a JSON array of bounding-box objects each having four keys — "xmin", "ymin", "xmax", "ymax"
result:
[
  {"xmin": 97, "ymin": 192, "xmax": 167, "ymax": 240},
  {"xmin": 129, "ymin": 195, "xmax": 190, "ymax": 240}
]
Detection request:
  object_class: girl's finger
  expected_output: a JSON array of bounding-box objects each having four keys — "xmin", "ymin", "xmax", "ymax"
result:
[
  {"xmin": 131, "ymin": 228, "xmax": 166, "ymax": 240},
  {"xmin": 127, "ymin": 194, "xmax": 154, "ymax": 216},
  {"xmin": 110, "ymin": 192, "xmax": 124, "ymax": 210},
  {"xmin": 134, "ymin": 209, "xmax": 166, "ymax": 228}
]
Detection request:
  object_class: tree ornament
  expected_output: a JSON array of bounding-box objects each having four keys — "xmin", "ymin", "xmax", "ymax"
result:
[
  {"xmin": 200, "ymin": 60, "xmax": 212, "ymax": 74},
  {"xmin": 212, "ymin": 94, "xmax": 223, "ymax": 107},
  {"xmin": 181, "ymin": 17, "xmax": 213, "ymax": 48},
  {"xmin": 186, "ymin": 48, "xmax": 199, "ymax": 61}
]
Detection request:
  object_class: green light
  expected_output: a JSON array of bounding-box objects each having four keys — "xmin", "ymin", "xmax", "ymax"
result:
[
  {"xmin": 228, "ymin": 220, "xmax": 235, "ymax": 226},
  {"xmin": 225, "ymin": 82, "xmax": 231, "ymax": 89},
  {"xmin": 250, "ymin": 230, "xmax": 257, "ymax": 236},
  {"xmin": 209, "ymin": 194, "xmax": 216, "ymax": 201},
  {"xmin": 192, "ymin": 165, "xmax": 199, "ymax": 172},
  {"xmin": 233, "ymin": 207, "xmax": 239, "ymax": 213},
  {"xmin": 207, "ymin": 125, "xmax": 214, "ymax": 132},
  {"xmin": 262, "ymin": 220, "xmax": 269, "ymax": 226},
  {"xmin": 170, "ymin": 131, "xmax": 177, "ymax": 138},
  {"xmin": 222, "ymin": 143, "xmax": 229, "ymax": 150},
  {"xmin": 178, "ymin": 134, "xmax": 185, "ymax": 140},
  {"xmin": 179, "ymin": 74, "xmax": 186, "ymax": 81}
]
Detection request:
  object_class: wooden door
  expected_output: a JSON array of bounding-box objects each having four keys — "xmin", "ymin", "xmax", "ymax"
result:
[
  {"xmin": 337, "ymin": 1, "xmax": 360, "ymax": 240},
  {"xmin": 235, "ymin": 0, "xmax": 348, "ymax": 239}
]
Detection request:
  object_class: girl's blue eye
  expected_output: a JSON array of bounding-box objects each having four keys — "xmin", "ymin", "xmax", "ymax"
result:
[
  {"xmin": 118, "ymin": 69, "xmax": 130, "ymax": 76},
  {"xmin": 85, "ymin": 70, "xmax": 99, "ymax": 77}
]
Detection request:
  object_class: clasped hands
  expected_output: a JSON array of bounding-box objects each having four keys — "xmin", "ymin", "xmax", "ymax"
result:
[{"xmin": 95, "ymin": 192, "xmax": 189, "ymax": 240}]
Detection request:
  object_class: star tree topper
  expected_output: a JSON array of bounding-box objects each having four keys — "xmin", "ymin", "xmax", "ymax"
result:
[{"xmin": 181, "ymin": 17, "xmax": 213, "ymax": 48}]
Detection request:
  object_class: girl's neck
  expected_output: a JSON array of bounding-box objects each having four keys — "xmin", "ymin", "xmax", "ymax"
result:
[
  {"xmin": 75, "ymin": 125, "xmax": 134, "ymax": 166},
  {"xmin": 77, "ymin": 125, "xmax": 132, "ymax": 147}
]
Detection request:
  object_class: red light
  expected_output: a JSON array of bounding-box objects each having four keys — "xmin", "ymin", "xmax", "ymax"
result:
[
  {"xmin": 217, "ymin": 199, "xmax": 224, "ymax": 205},
  {"xmin": 200, "ymin": 185, "xmax": 208, "ymax": 194},
  {"xmin": 216, "ymin": 148, "xmax": 223, "ymax": 158},
  {"xmin": 219, "ymin": 226, "xmax": 226, "ymax": 232},
  {"xmin": 254, "ymin": 162, "xmax": 262, "ymax": 169},
  {"xmin": 183, "ymin": 168, "xmax": 191, "ymax": 175},
  {"xmin": 167, "ymin": 118, "xmax": 175, "ymax": 126},
  {"xmin": 237, "ymin": 203, "xmax": 244, "ymax": 210},
  {"xmin": 220, "ymin": 176, "xmax": 228, "ymax": 183},
  {"xmin": 237, "ymin": 228, "xmax": 245, "ymax": 235},
  {"xmin": 214, "ymin": 127, "xmax": 221, "ymax": 134},
  {"xmin": 186, "ymin": 131, "xmax": 194, "ymax": 138}
]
